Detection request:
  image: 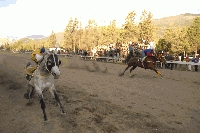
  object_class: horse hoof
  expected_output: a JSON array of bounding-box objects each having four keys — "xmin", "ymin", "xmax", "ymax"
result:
[
  {"xmin": 24, "ymin": 93, "xmax": 29, "ymax": 99},
  {"xmin": 44, "ymin": 119, "xmax": 50, "ymax": 124},
  {"xmin": 25, "ymin": 102, "xmax": 33, "ymax": 106},
  {"xmin": 61, "ymin": 112, "xmax": 66, "ymax": 115},
  {"xmin": 129, "ymin": 75, "xmax": 134, "ymax": 77},
  {"xmin": 118, "ymin": 73, "xmax": 124, "ymax": 76}
]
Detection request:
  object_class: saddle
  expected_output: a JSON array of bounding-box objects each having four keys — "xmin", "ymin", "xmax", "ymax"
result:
[
  {"xmin": 145, "ymin": 56, "xmax": 157, "ymax": 64},
  {"xmin": 24, "ymin": 66, "xmax": 37, "ymax": 76}
]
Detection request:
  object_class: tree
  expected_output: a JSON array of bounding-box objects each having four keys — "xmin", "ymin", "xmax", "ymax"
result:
[
  {"xmin": 178, "ymin": 27, "xmax": 192, "ymax": 53},
  {"xmin": 107, "ymin": 20, "xmax": 120, "ymax": 44},
  {"xmin": 97, "ymin": 20, "xmax": 120, "ymax": 46},
  {"xmin": 121, "ymin": 11, "xmax": 138, "ymax": 43},
  {"xmin": 48, "ymin": 31, "xmax": 57, "ymax": 48},
  {"xmin": 138, "ymin": 10, "xmax": 155, "ymax": 43},
  {"xmin": 77, "ymin": 22, "xmax": 83, "ymax": 49},
  {"xmin": 163, "ymin": 26, "xmax": 191, "ymax": 53},
  {"xmin": 98, "ymin": 25, "xmax": 109, "ymax": 45},
  {"xmin": 83, "ymin": 19, "xmax": 99, "ymax": 50},
  {"xmin": 63, "ymin": 17, "xmax": 79, "ymax": 51},
  {"xmin": 187, "ymin": 17, "xmax": 200, "ymax": 53},
  {"xmin": 157, "ymin": 38, "xmax": 171, "ymax": 51}
]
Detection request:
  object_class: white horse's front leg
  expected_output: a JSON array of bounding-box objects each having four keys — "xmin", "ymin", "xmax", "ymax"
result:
[
  {"xmin": 35, "ymin": 86, "xmax": 48, "ymax": 121},
  {"xmin": 49, "ymin": 85, "xmax": 66, "ymax": 115}
]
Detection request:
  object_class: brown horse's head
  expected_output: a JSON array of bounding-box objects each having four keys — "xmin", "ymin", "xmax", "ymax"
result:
[{"xmin": 156, "ymin": 53, "xmax": 167, "ymax": 64}]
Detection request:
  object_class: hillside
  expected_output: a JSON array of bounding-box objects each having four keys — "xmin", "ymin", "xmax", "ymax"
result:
[
  {"xmin": 153, "ymin": 13, "xmax": 200, "ymax": 37},
  {"xmin": 54, "ymin": 13, "xmax": 200, "ymax": 43},
  {"xmin": 153, "ymin": 13, "xmax": 199, "ymax": 28},
  {"xmin": 1, "ymin": 13, "xmax": 199, "ymax": 45}
]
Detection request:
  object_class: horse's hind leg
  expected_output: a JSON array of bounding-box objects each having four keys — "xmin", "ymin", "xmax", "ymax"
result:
[
  {"xmin": 29, "ymin": 86, "xmax": 35, "ymax": 101},
  {"xmin": 130, "ymin": 65, "xmax": 137, "ymax": 73},
  {"xmin": 129, "ymin": 66, "xmax": 137, "ymax": 77},
  {"xmin": 120, "ymin": 66, "xmax": 130, "ymax": 76},
  {"xmin": 26, "ymin": 85, "xmax": 35, "ymax": 105},
  {"xmin": 25, "ymin": 83, "xmax": 34, "ymax": 99},
  {"xmin": 30, "ymin": 87, "xmax": 35, "ymax": 98},
  {"xmin": 154, "ymin": 69, "xmax": 162, "ymax": 77},
  {"xmin": 49, "ymin": 86, "xmax": 66, "ymax": 115}
]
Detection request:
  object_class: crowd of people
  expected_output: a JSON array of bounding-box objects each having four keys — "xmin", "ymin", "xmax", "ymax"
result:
[
  {"xmin": 76, "ymin": 42, "xmax": 200, "ymax": 72},
  {"xmin": 18, "ymin": 42, "xmax": 199, "ymax": 72},
  {"xmin": 77, "ymin": 42, "xmax": 155, "ymax": 58}
]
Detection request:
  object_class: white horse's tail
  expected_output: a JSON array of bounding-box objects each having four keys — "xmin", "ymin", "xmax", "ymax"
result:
[{"xmin": 26, "ymin": 62, "xmax": 31, "ymax": 68}]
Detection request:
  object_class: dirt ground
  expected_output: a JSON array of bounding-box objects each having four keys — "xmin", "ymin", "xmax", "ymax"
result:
[{"xmin": 0, "ymin": 52, "xmax": 199, "ymax": 133}]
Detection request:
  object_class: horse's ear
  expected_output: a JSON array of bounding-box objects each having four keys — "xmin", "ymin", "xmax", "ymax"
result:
[{"xmin": 59, "ymin": 60, "xmax": 61, "ymax": 65}]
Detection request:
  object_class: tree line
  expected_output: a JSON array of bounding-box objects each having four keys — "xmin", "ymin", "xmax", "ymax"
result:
[
  {"xmin": 157, "ymin": 16, "xmax": 200, "ymax": 54},
  {"xmin": 1, "ymin": 10, "xmax": 200, "ymax": 54}
]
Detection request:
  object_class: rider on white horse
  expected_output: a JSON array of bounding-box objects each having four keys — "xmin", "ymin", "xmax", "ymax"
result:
[
  {"xmin": 24, "ymin": 47, "xmax": 65, "ymax": 121},
  {"xmin": 24, "ymin": 47, "xmax": 46, "ymax": 80}
]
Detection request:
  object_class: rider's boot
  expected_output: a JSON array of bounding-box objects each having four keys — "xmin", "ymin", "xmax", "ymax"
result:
[
  {"xmin": 26, "ymin": 74, "xmax": 32, "ymax": 81},
  {"xmin": 142, "ymin": 61, "xmax": 146, "ymax": 68}
]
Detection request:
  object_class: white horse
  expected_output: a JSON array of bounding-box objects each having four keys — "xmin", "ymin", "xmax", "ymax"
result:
[{"xmin": 25, "ymin": 50, "xmax": 66, "ymax": 121}]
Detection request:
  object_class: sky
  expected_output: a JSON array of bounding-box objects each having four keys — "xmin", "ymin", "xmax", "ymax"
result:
[{"xmin": 0, "ymin": 0, "xmax": 199, "ymax": 38}]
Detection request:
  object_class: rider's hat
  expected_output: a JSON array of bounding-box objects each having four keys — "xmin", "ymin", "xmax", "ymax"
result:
[{"xmin": 40, "ymin": 47, "xmax": 45, "ymax": 53}]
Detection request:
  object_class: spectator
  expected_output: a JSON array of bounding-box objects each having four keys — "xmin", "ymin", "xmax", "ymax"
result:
[
  {"xmin": 104, "ymin": 49, "xmax": 107, "ymax": 57},
  {"xmin": 128, "ymin": 44, "xmax": 133, "ymax": 57},
  {"xmin": 119, "ymin": 48, "xmax": 122, "ymax": 57},
  {"xmin": 185, "ymin": 56, "xmax": 189, "ymax": 62},
  {"xmin": 84, "ymin": 50, "xmax": 87, "ymax": 56},
  {"xmin": 169, "ymin": 55, "xmax": 175, "ymax": 70},
  {"xmin": 181, "ymin": 53, "xmax": 184, "ymax": 61},
  {"xmin": 192, "ymin": 56, "xmax": 199, "ymax": 72}
]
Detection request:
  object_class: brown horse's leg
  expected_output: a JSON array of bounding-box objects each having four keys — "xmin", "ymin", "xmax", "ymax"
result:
[
  {"xmin": 154, "ymin": 69, "xmax": 162, "ymax": 77},
  {"xmin": 121, "ymin": 66, "xmax": 130, "ymax": 76},
  {"xmin": 130, "ymin": 66, "xmax": 137, "ymax": 73}
]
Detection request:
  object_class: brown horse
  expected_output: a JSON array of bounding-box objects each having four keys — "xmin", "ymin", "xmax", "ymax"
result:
[{"xmin": 120, "ymin": 53, "xmax": 166, "ymax": 77}]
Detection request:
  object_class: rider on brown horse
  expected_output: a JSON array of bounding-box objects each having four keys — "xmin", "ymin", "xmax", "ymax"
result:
[
  {"xmin": 120, "ymin": 50, "xmax": 166, "ymax": 77},
  {"xmin": 141, "ymin": 49, "xmax": 155, "ymax": 67}
]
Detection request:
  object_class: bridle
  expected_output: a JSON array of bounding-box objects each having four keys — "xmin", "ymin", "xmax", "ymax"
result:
[{"xmin": 43, "ymin": 53, "xmax": 57, "ymax": 75}]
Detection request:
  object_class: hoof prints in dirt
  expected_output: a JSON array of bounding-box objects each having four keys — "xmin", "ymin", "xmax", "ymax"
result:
[
  {"xmin": 68, "ymin": 120, "xmax": 78, "ymax": 127},
  {"xmin": 92, "ymin": 114, "xmax": 104, "ymax": 123},
  {"xmin": 146, "ymin": 123, "xmax": 158, "ymax": 129},
  {"xmin": 90, "ymin": 94, "xmax": 98, "ymax": 97},
  {"xmin": 54, "ymin": 88, "xmax": 177, "ymax": 133},
  {"xmin": 68, "ymin": 61, "xmax": 108, "ymax": 73},
  {"xmin": 83, "ymin": 106, "xmax": 96, "ymax": 113},
  {"xmin": 0, "ymin": 64, "xmax": 22, "ymax": 90},
  {"xmin": 102, "ymin": 124, "xmax": 119, "ymax": 133}
]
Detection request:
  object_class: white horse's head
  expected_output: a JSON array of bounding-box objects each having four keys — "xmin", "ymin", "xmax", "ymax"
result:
[{"xmin": 44, "ymin": 52, "xmax": 61, "ymax": 79}]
